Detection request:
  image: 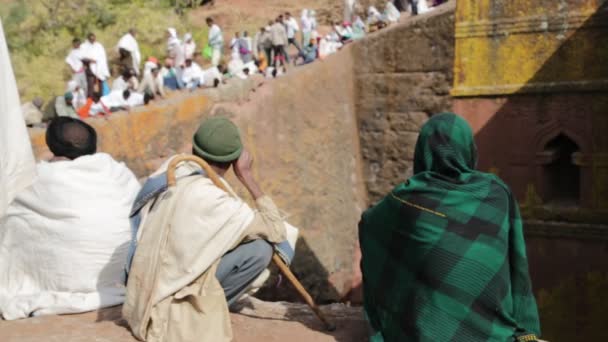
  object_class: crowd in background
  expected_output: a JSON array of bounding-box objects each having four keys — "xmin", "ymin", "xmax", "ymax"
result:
[{"xmin": 20, "ymin": 0, "xmax": 447, "ymax": 126}]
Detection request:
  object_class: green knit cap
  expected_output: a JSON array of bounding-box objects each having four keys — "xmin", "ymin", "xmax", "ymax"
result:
[{"xmin": 192, "ymin": 116, "xmax": 243, "ymax": 163}]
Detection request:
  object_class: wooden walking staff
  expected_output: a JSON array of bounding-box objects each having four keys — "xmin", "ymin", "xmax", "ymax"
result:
[{"xmin": 167, "ymin": 155, "xmax": 337, "ymax": 332}]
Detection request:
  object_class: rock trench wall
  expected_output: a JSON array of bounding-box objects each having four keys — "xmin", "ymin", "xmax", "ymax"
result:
[{"xmin": 352, "ymin": 5, "xmax": 456, "ymax": 203}]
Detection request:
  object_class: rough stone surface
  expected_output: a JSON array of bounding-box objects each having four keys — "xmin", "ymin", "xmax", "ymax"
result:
[
  {"xmin": 352, "ymin": 3, "xmax": 456, "ymax": 202},
  {"xmin": 0, "ymin": 300, "xmax": 368, "ymax": 342}
]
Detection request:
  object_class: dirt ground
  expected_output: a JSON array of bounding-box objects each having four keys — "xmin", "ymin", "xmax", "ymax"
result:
[{"xmin": 0, "ymin": 299, "xmax": 368, "ymax": 342}]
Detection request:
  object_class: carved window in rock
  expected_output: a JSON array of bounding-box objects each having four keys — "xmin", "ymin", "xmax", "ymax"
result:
[{"xmin": 538, "ymin": 134, "xmax": 581, "ymax": 206}]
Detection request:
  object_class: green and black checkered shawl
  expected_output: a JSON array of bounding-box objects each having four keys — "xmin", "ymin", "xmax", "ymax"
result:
[{"xmin": 359, "ymin": 113, "xmax": 541, "ymax": 342}]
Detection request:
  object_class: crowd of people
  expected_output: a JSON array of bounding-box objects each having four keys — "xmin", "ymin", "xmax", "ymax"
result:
[{"xmin": 20, "ymin": 0, "xmax": 447, "ymax": 126}]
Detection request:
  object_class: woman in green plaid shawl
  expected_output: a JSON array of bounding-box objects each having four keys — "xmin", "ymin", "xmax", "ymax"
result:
[{"xmin": 359, "ymin": 113, "xmax": 541, "ymax": 342}]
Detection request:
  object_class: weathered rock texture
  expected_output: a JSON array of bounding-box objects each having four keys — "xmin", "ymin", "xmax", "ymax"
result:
[{"xmin": 351, "ymin": 4, "xmax": 455, "ymax": 202}]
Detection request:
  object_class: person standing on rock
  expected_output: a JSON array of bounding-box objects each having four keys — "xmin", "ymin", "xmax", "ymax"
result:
[
  {"xmin": 123, "ymin": 116, "xmax": 297, "ymax": 341},
  {"xmin": 284, "ymin": 12, "xmax": 302, "ymax": 60},
  {"xmin": 271, "ymin": 15, "xmax": 288, "ymax": 71},
  {"xmin": 207, "ymin": 17, "xmax": 224, "ymax": 67},
  {"xmin": 117, "ymin": 28, "xmax": 141, "ymax": 76},
  {"xmin": 359, "ymin": 113, "xmax": 541, "ymax": 341},
  {"xmin": 65, "ymin": 38, "xmax": 88, "ymax": 97}
]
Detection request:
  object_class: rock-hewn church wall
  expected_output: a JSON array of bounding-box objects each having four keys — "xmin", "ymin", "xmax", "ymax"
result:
[{"xmin": 351, "ymin": 4, "xmax": 456, "ymax": 203}]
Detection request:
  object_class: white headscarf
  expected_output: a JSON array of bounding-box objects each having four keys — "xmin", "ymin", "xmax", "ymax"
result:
[
  {"xmin": 117, "ymin": 32, "xmax": 141, "ymax": 74},
  {"xmin": 183, "ymin": 33, "xmax": 196, "ymax": 60},
  {"xmin": 167, "ymin": 28, "xmax": 181, "ymax": 51}
]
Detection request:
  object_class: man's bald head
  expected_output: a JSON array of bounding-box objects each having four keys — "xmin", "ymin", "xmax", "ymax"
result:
[{"xmin": 46, "ymin": 117, "xmax": 97, "ymax": 160}]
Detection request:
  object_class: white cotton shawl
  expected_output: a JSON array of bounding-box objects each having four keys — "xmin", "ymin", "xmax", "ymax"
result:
[
  {"xmin": 0, "ymin": 18, "xmax": 36, "ymax": 219},
  {"xmin": 80, "ymin": 40, "xmax": 111, "ymax": 81},
  {"xmin": 65, "ymin": 47, "xmax": 84, "ymax": 73},
  {"xmin": 0, "ymin": 153, "xmax": 141, "ymax": 320},
  {"xmin": 117, "ymin": 33, "xmax": 141, "ymax": 73}
]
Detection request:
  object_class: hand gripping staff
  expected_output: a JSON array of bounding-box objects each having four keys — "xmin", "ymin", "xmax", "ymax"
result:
[{"xmin": 166, "ymin": 155, "xmax": 336, "ymax": 331}]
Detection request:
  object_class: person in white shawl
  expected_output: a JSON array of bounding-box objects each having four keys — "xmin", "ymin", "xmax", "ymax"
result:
[
  {"xmin": 384, "ymin": 1, "xmax": 401, "ymax": 23},
  {"xmin": 309, "ymin": 10, "xmax": 319, "ymax": 39},
  {"xmin": 65, "ymin": 38, "xmax": 88, "ymax": 96},
  {"xmin": 117, "ymin": 29, "xmax": 141, "ymax": 76},
  {"xmin": 166, "ymin": 27, "xmax": 181, "ymax": 58},
  {"xmin": 182, "ymin": 58, "xmax": 205, "ymax": 90},
  {"xmin": 123, "ymin": 116, "xmax": 297, "ymax": 342},
  {"xmin": 0, "ymin": 17, "xmax": 36, "ymax": 218},
  {"xmin": 300, "ymin": 9, "xmax": 312, "ymax": 45},
  {"xmin": 80, "ymin": 33, "xmax": 110, "ymax": 82},
  {"xmin": 183, "ymin": 33, "xmax": 197, "ymax": 60},
  {"xmin": 0, "ymin": 117, "xmax": 140, "ymax": 320},
  {"xmin": 206, "ymin": 17, "xmax": 224, "ymax": 67},
  {"xmin": 167, "ymin": 27, "xmax": 185, "ymax": 68}
]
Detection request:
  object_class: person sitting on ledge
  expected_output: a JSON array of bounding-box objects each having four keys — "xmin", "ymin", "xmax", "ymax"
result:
[
  {"xmin": 358, "ymin": 113, "xmax": 541, "ymax": 342},
  {"xmin": 0, "ymin": 117, "xmax": 140, "ymax": 320},
  {"xmin": 123, "ymin": 116, "xmax": 297, "ymax": 342}
]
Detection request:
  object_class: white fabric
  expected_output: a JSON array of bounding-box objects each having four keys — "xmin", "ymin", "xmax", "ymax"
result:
[
  {"xmin": 0, "ymin": 153, "xmax": 140, "ymax": 320},
  {"xmin": 67, "ymin": 81, "xmax": 87, "ymax": 110},
  {"xmin": 182, "ymin": 62, "xmax": 205, "ymax": 88},
  {"xmin": 309, "ymin": 10, "xmax": 318, "ymax": 31},
  {"xmin": 101, "ymin": 90, "xmax": 128, "ymax": 109},
  {"xmin": 228, "ymin": 58, "xmax": 247, "ymax": 79},
  {"xmin": 112, "ymin": 77, "xmax": 129, "ymax": 91},
  {"xmin": 184, "ymin": 42, "xmax": 196, "ymax": 60},
  {"xmin": 344, "ymin": 0, "xmax": 357, "ymax": 22},
  {"xmin": 117, "ymin": 33, "xmax": 141, "ymax": 74},
  {"xmin": 183, "ymin": 33, "xmax": 196, "ymax": 60},
  {"xmin": 80, "ymin": 40, "xmax": 110, "ymax": 81},
  {"xmin": 167, "ymin": 28, "xmax": 180, "ymax": 53},
  {"xmin": 127, "ymin": 92, "xmax": 145, "ymax": 108},
  {"xmin": 285, "ymin": 17, "xmax": 299, "ymax": 39},
  {"xmin": 203, "ymin": 66, "xmax": 223, "ymax": 87},
  {"xmin": 65, "ymin": 47, "xmax": 84, "ymax": 73},
  {"xmin": 230, "ymin": 37, "xmax": 241, "ymax": 60},
  {"xmin": 319, "ymin": 37, "xmax": 342, "ymax": 59},
  {"xmin": 301, "ymin": 9, "xmax": 312, "ymax": 32},
  {"xmin": 418, "ymin": 0, "xmax": 430, "ymax": 13},
  {"xmin": 0, "ymin": 18, "xmax": 36, "ymax": 219},
  {"xmin": 385, "ymin": 2, "xmax": 401, "ymax": 22},
  {"xmin": 367, "ymin": 6, "xmax": 383, "ymax": 25},
  {"xmin": 208, "ymin": 24, "xmax": 224, "ymax": 49},
  {"xmin": 129, "ymin": 158, "xmax": 256, "ymax": 307}
]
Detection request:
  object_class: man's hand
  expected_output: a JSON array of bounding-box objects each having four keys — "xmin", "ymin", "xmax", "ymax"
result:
[
  {"xmin": 233, "ymin": 149, "xmax": 254, "ymax": 181},
  {"xmin": 233, "ymin": 150, "xmax": 264, "ymax": 199}
]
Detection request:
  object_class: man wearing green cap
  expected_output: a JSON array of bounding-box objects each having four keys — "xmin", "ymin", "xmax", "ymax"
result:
[{"xmin": 124, "ymin": 116, "xmax": 295, "ymax": 341}]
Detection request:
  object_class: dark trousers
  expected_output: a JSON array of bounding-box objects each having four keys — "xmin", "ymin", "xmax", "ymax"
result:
[
  {"xmin": 287, "ymin": 37, "xmax": 302, "ymax": 61},
  {"xmin": 273, "ymin": 45, "xmax": 286, "ymax": 68},
  {"xmin": 264, "ymin": 47, "xmax": 273, "ymax": 66}
]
